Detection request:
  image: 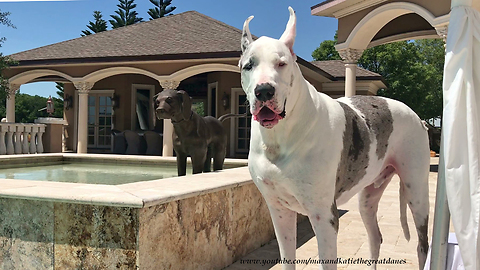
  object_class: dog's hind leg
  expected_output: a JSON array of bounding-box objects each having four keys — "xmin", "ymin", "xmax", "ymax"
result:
[
  {"xmin": 191, "ymin": 150, "xmax": 207, "ymax": 174},
  {"xmin": 359, "ymin": 173, "xmax": 393, "ymax": 269},
  {"xmin": 212, "ymin": 142, "xmax": 226, "ymax": 171},
  {"xmin": 267, "ymin": 204, "xmax": 297, "ymax": 270},
  {"xmin": 395, "ymin": 156, "xmax": 430, "ymax": 269}
]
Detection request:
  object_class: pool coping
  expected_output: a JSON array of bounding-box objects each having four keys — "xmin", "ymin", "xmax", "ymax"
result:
[{"xmin": 0, "ymin": 153, "xmax": 251, "ymax": 208}]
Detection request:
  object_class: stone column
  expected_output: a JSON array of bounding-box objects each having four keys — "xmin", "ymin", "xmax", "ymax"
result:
[
  {"xmin": 159, "ymin": 80, "xmax": 180, "ymax": 157},
  {"xmin": 6, "ymin": 84, "xmax": 20, "ymax": 123},
  {"xmin": 338, "ymin": 48, "xmax": 363, "ymax": 97},
  {"xmin": 436, "ymin": 25, "xmax": 448, "ymax": 47},
  {"xmin": 74, "ymin": 82, "xmax": 94, "ymax": 154}
]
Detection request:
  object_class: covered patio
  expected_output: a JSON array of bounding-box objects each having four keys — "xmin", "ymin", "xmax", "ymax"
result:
[{"xmin": 4, "ymin": 10, "xmax": 385, "ymax": 158}]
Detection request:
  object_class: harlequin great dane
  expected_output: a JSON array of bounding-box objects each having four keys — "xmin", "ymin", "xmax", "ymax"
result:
[{"xmin": 240, "ymin": 7, "xmax": 430, "ymax": 270}]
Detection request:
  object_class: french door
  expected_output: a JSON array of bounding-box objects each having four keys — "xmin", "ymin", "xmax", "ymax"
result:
[
  {"xmin": 88, "ymin": 93, "xmax": 113, "ymax": 149},
  {"xmin": 231, "ymin": 89, "xmax": 251, "ymax": 155}
]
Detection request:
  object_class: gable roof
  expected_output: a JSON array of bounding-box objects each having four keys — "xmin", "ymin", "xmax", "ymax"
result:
[
  {"xmin": 9, "ymin": 11, "xmax": 244, "ymax": 65},
  {"xmin": 311, "ymin": 60, "xmax": 383, "ymax": 80},
  {"xmin": 9, "ymin": 11, "xmax": 384, "ymax": 85}
]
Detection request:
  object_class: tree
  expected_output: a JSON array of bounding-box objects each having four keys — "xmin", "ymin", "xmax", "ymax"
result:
[
  {"xmin": 14, "ymin": 94, "xmax": 62, "ymax": 123},
  {"xmin": 54, "ymin": 82, "xmax": 64, "ymax": 116},
  {"xmin": 148, "ymin": 0, "xmax": 176, "ymax": 20},
  {"xmin": 312, "ymin": 36, "xmax": 444, "ymax": 121},
  {"xmin": 0, "ymin": 9, "xmax": 16, "ymax": 94},
  {"xmin": 82, "ymin": 11, "xmax": 108, "ymax": 36},
  {"xmin": 311, "ymin": 32, "xmax": 341, "ymax": 61},
  {"xmin": 109, "ymin": 0, "xmax": 143, "ymax": 29}
]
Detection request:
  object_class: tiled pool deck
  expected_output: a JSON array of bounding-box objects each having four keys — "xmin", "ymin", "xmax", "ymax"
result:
[{"xmin": 226, "ymin": 157, "xmax": 444, "ymax": 270}]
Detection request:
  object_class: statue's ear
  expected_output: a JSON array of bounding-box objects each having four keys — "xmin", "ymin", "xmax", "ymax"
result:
[{"xmin": 178, "ymin": 90, "xmax": 192, "ymax": 120}]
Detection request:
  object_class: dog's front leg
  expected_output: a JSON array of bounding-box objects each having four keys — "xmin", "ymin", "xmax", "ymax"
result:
[
  {"xmin": 176, "ymin": 152, "xmax": 187, "ymax": 176},
  {"xmin": 309, "ymin": 207, "xmax": 339, "ymax": 270},
  {"xmin": 267, "ymin": 204, "xmax": 297, "ymax": 270}
]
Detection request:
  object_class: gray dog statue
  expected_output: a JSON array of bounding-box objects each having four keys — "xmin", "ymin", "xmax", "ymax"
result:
[{"xmin": 155, "ymin": 89, "xmax": 227, "ymax": 176}]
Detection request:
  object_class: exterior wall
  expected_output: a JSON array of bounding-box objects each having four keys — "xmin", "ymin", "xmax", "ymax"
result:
[
  {"xmin": 337, "ymin": 0, "xmax": 450, "ymax": 44},
  {"xmin": 63, "ymin": 70, "xmax": 376, "ymax": 154},
  {"xmin": 92, "ymin": 74, "xmax": 161, "ymax": 132},
  {"xmin": 321, "ymin": 81, "xmax": 380, "ymax": 98},
  {"xmin": 63, "ymin": 74, "xmax": 161, "ymax": 151},
  {"xmin": 207, "ymin": 72, "xmax": 242, "ymax": 158},
  {"xmin": 305, "ymin": 74, "xmax": 324, "ymax": 92},
  {"xmin": 0, "ymin": 182, "xmax": 278, "ymax": 269},
  {"xmin": 138, "ymin": 182, "xmax": 275, "ymax": 269},
  {"xmin": 0, "ymin": 198, "xmax": 138, "ymax": 269}
]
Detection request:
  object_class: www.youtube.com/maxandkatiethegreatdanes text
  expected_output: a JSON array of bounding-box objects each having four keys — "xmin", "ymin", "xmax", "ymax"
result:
[{"xmin": 239, "ymin": 257, "xmax": 407, "ymax": 267}]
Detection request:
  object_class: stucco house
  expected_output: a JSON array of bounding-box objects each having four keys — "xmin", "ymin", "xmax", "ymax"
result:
[{"xmin": 4, "ymin": 11, "xmax": 385, "ymax": 158}]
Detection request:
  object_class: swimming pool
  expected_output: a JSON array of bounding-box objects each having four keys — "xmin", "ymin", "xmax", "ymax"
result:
[{"xmin": 0, "ymin": 162, "xmax": 188, "ymax": 185}]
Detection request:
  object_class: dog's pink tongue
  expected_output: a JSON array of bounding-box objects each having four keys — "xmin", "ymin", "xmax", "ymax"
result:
[{"xmin": 257, "ymin": 106, "xmax": 277, "ymax": 121}]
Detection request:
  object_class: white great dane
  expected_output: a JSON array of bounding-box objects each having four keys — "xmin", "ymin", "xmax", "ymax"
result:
[{"xmin": 239, "ymin": 7, "xmax": 430, "ymax": 270}]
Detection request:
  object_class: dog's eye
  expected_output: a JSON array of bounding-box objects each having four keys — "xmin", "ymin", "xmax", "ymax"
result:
[
  {"xmin": 278, "ymin": 61, "xmax": 287, "ymax": 67},
  {"xmin": 242, "ymin": 58, "xmax": 255, "ymax": 71},
  {"xmin": 166, "ymin": 97, "xmax": 172, "ymax": 103},
  {"xmin": 243, "ymin": 62, "xmax": 253, "ymax": 71}
]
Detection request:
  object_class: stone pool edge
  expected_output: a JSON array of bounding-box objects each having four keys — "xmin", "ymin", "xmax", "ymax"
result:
[{"xmin": 0, "ymin": 153, "xmax": 250, "ymax": 208}]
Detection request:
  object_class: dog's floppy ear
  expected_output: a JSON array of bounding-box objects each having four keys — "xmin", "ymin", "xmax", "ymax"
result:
[
  {"xmin": 178, "ymin": 90, "xmax": 192, "ymax": 120},
  {"xmin": 279, "ymin": 7, "xmax": 296, "ymax": 57},
  {"xmin": 241, "ymin": 15, "xmax": 254, "ymax": 53}
]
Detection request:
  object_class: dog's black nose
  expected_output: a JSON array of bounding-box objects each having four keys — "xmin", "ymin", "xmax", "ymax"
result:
[{"xmin": 255, "ymin": 83, "xmax": 275, "ymax": 102}]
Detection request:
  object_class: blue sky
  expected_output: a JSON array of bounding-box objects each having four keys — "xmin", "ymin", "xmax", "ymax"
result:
[{"xmin": 0, "ymin": 0, "xmax": 337, "ymax": 98}]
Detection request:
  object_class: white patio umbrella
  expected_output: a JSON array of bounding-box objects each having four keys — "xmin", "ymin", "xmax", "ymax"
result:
[{"xmin": 441, "ymin": 0, "xmax": 480, "ymax": 269}]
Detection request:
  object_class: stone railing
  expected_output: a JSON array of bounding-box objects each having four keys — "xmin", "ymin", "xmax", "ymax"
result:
[{"xmin": 0, "ymin": 123, "xmax": 46, "ymax": 155}]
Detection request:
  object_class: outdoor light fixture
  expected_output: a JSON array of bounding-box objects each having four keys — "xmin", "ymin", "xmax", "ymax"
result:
[
  {"xmin": 222, "ymin": 93, "xmax": 230, "ymax": 109},
  {"xmin": 112, "ymin": 94, "xmax": 120, "ymax": 109},
  {"xmin": 64, "ymin": 94, "xmax": 73, "ymax": 110},
  {"xmin": 46, "ymin": 96, "xmax": 54, "ymax": 116}
]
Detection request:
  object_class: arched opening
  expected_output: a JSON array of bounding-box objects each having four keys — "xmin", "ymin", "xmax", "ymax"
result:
[{"xmin": 336, "ymin": 2, "xmax": 438, "ymax": 51}]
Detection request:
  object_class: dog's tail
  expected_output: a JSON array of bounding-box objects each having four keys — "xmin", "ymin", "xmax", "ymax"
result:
[
  {"xmin": 399, "ymin": 182, "xmax": 411, "ymax": 241},
  {"xmin": 218, "ymin": 112, "xmax": 248, "ymax": 122}
]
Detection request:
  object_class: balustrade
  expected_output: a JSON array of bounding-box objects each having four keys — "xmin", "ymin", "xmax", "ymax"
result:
[{"xmin": 0, "ymin": 123, "xmax": 46, "ymax": 155}]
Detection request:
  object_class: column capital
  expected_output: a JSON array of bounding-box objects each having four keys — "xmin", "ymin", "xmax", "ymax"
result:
[
  {"xmin": 74, "ymin": 81, "xmax": 94, "ymax": 94},
  {"xmin": 159, "ymin": 80, "xmax": 180, "ymax": 90},
  {"xmin": 8, "ymin": 83, "xmax": 20, "ymax": 93},
  {"xmin": 6, "ymin": 83, "xmax": 20, "ymax": 98},
  {"xmin": 435, "ymin": 25, "xmax": 448, "ymax": 42},
  {"xmin": 338, "ymin": 48, "xmax": 364, "ymax": 63}
]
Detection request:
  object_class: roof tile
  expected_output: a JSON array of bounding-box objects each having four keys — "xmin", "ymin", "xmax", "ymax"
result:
[{"xmin": 9, "ymin": 11, "xmax": 244, "ymax": 61}]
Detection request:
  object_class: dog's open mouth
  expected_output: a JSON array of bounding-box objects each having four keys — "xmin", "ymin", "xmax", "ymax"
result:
[{"xmin": 254, "ymin": 106, "xmax": 286, "ymax": 128}]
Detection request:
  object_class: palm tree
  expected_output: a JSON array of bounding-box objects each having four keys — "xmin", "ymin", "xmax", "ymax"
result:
[
  {"xmin": 109, "ymin": 0, "xmax": 143, "ymax": 29},
  {"xmin": 81, "ymin": 11, "xmax": 107, "ymax": 36},
  {"xmin": 148, "ymin": 0, "xmax": 176, "ymax": 20}
]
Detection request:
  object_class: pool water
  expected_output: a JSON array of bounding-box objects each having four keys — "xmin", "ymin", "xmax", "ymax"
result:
[{"xmin": 0, "ymin": 162, "xmax": 191, "ymax": 185}]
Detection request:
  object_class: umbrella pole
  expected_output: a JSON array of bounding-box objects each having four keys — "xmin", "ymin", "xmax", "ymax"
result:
[{"xmin": 429, "ymin": 141, "xmax": 450, "ymax": 270}]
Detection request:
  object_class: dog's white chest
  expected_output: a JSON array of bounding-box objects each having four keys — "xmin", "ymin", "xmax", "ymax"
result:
[
  {"xmin": 257, "ymin": 177, "xmax": 306, "ymax": 214},
  {"xmin": 262, "ymin": 143, "xmax": 281, "ymax": 162}
]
